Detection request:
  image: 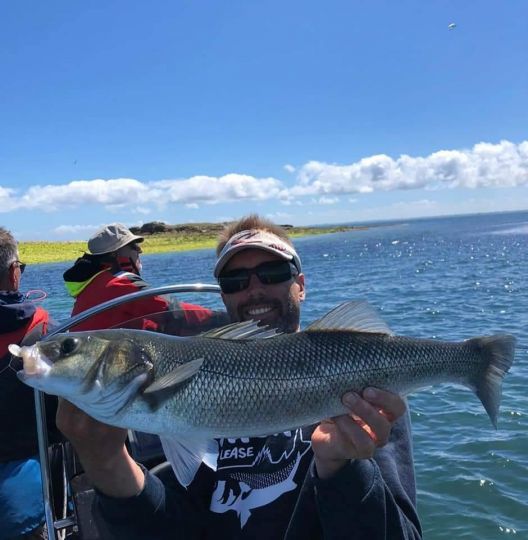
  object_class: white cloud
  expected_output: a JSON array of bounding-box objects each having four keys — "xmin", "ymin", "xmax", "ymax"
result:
[
  {"xmin": 53, "ymin": 224, "xmax": 101, "ymax": 235},
  {"xmin": 265, "ymin": 211, "xmax": 294, "ymax": 222},
  {"xmin": 317, "ymin": 196, "xmax": 339, "ymax": 205},
  {"xmin": 0, "ymin": 186, "xmax": 17, "ymax": 212},
  {"xmin": 14, "ymin": 179, "xmax": 149, "ymax": 212},
  {"xmin": 389, "ymin": 199, "xmax": 438, "ymax": 210},
  {"xmin": 2, "ymin": 140, "xmax": 526, "ymax": 216},
  {"xmin": 0, "ymin": 186, "xmax": 15, "ymax": 198},
  {"xmin": 292, "ymin": 140, "xmax": 528, "ymax": 197},
  {"xmin": 284, "ymin": 164, "xmax": 296, "ymax": 173},
  {"xmin": 152, "ymin": 174, "xmax": 283, "ymax": 204},
  {"xmin": 134, "ymin": 206, "xmax": 152, "ymax": 215}
]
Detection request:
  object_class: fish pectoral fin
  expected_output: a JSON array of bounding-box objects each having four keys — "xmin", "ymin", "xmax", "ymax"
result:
[
  {"xmin": 80, "ymin": 372, "xmax": 150, "ymax": 421},
  {"xmin": 201, "ymin": 320, "xmax": 280, "ymax": 340},
  {"xmin": 143, "ymin": 358, "xmax": 204, "ymax": 395},
  {"xmin": 160, "ymin": 435, "xmax": 218, "ymax": 487},
  {"xmin": 305, "ymin": 300, "xmax": 393, "ymax": 334}
]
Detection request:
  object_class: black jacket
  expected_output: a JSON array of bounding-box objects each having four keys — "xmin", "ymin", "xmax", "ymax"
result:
[
  {"xmin": 94, "ymin": 412, "xmax": 422, "ymax": 539},
  {"xmin": 0, "ymin": 292, "xmax": 59, "ymax": 462}
]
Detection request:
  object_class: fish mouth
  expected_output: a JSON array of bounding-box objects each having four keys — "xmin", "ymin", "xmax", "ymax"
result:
[{"xmin": 8, "ymin": 343, "xmax": 52, "ymax": 381}]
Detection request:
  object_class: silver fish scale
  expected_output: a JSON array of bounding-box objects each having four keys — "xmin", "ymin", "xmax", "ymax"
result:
[{"xmin": 135, "ymin": 330, "xmax": 481, "ymax": 438}]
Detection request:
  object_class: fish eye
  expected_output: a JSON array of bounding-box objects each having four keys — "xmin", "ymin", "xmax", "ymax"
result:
[{"xmin": 60, "ymin": 338, "xmax": 79, "ymax": 356}]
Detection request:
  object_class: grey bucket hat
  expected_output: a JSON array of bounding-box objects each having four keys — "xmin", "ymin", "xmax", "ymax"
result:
[{"xmin": 88, "ymin": 223, "xmax": 144, "ymax": 255}]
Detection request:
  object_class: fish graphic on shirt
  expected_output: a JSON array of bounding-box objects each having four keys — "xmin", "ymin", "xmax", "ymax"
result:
[{"xmin": 210, "ymin": 429, "xmax": 312, "ymax": 528}]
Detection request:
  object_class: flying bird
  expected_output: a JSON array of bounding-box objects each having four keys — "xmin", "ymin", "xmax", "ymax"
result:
[{"xmin": 448, "ymin": 23, "xmax": 457, "ymax": 30}]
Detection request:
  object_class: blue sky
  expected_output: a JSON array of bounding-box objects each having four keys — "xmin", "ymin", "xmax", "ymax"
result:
[{"xmin": 1, "ymin": 1, "xmax": 527, "ymax": 240}]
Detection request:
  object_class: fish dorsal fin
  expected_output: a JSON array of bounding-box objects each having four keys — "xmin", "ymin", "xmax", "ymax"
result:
[
  {"xmin": 201, "ymin": 320, "xmax": 280, "ymax": 340},
  {"xmin": 306, "ymin": 300, "xmax": 393, "ymax": 334},
  {"xmin": 143, "ymin": 358, "xmax": 204, "ymax": 395}
]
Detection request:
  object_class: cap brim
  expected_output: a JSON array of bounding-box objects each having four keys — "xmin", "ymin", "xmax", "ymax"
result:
[
  {"xmin": 89, "ymin": 234, "xmax": 144, "ymax": 255},
  {"xmin": 214, "ymin": 244, "xmax": 294, "ymax": 277}
]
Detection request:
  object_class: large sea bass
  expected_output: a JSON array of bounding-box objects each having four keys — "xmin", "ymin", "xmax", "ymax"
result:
[{"xmin": 11, "ymin": 301, "xmax": 515, "ymax": 486}]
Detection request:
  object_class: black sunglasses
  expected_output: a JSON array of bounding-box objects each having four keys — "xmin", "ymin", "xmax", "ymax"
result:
[
  {"xmin": 13, "ymin": 260, "xmax": 26, "ymax": 274},
  {"xmin": 218, "ymin": 260, "xmax": 298, "ymax": 294}
]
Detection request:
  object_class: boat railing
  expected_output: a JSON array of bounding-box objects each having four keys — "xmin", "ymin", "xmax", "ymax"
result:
[{"xmin": 35, "ymin": 283, "xmax": 222, "ymax": 540}]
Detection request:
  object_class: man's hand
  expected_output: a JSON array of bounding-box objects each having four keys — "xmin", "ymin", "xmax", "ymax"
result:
[
  {"xmin": 312, "ymin": 388, "xmax": 406, "ymax": 479},
  {"xmin": 56, "ymin": 398, "xmax": 145, "ymax": 497}
]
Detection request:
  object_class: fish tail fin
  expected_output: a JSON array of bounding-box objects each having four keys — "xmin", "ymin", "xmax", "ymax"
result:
[{"xmin": 468, "ymin": 335, "xmax": 516, "ymax": 428}]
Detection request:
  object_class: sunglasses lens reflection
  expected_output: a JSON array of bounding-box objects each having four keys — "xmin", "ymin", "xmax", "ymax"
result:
[{"xmin": 219, "ymin": 261, "xmax": 296, "ymax": 294}]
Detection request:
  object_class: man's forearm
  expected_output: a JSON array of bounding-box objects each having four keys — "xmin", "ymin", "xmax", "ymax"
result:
[
  {"xmin": 56, "ymin": 400, "xmax": 144, "ymax": 498},
  {"xmin": 77, "ymin": 444, "xmax": 145, "ymax": 497}
]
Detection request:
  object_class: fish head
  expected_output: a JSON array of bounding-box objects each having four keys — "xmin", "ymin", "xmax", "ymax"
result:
[{"xmin": 10, "ymin": 332, "xmax": 154, "ymax": 406}]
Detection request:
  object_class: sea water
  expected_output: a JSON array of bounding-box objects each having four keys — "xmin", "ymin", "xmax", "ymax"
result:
[{"xmin": 23, "ymin": 210, "xmax": 528, "ymax": 539}]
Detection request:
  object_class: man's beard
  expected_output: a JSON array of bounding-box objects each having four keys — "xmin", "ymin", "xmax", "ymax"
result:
[{"xmin": 277, "ymin": 296, "xmax": 301, "ymax": 334}]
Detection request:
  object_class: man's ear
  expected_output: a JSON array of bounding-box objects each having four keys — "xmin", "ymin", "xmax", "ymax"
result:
[
  {"xmin": 296, "ymin": 273, "xmax": 306, "ymax": 302},
  {"xmin": 8, "ymin": 262, "xmax": 19, "ymax": 291}
]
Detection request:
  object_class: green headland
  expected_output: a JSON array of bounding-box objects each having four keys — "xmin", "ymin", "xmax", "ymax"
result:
[{"xmin": 18, "ymin": 222, "xmax": 365, "ymax": 265}]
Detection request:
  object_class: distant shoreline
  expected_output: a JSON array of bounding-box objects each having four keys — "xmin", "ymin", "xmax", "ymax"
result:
[{"xmin": 18, "ymin": 223, "xmax": 367, "ymax": 265}]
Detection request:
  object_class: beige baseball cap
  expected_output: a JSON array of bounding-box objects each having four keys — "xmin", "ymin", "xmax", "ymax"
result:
[
  {"xmin": 214, "ymin": 229, "xmax": 302, "ymax": 277},
  {"xmin": 88, "ymin": 223, "xmax": 144, "ymax": 255}
]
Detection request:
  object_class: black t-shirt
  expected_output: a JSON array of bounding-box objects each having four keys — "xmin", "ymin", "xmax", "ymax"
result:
[{"xmin": 207, "ymin": 428, "xmax": 314, "ymax": 536}]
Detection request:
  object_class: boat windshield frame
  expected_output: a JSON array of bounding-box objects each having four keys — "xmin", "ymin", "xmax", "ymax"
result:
[{"xmin": 35, "ymin": 283, "xmax": 222, "ymax": 539}]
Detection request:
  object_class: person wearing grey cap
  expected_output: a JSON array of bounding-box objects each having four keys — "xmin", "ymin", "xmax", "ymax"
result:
[
  {"xmin": 62, "ymin": 223, "xmax": 160, "ymax": 331},
  {"xmin": 62, "ymin": 222, "xmax": 215, "ymax": 331},
  {"xmin": 88, "ymin": 222, "xmax": 146, "ymax": 270},
  {"xmin": 80, "ymin": 214, "xmax": 421, "ymax": 540}
]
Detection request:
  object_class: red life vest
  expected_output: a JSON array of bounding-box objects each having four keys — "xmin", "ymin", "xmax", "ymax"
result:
[
  {"xmin": 0, "ymin": 306, "xmax": 58, "ymax": 463},
  {"xmin": 0, "ymin": 306, "xmax": 49, "ymax": 362},
  {"xmin": 70, "ymin": 270, "xmax": 171, "ymax": 331},
  {"xmin": 70, "ymin": 270, "xmax": 215, "ymax": 333}
]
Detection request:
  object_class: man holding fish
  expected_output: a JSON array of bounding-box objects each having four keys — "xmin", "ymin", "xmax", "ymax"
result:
[{"xmin": 54, "ymin": 214, "xmax": 423, "ymax": 539}]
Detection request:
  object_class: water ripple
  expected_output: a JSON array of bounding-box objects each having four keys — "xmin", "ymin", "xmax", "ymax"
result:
[{"xmin": 21, "ymin": 211, "xmax": 528, "ymax": 539}]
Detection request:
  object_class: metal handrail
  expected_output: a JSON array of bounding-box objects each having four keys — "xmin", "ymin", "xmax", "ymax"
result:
[{"xmin": 35, "ymin": 283, "xmax": 222, "ymax": 539}]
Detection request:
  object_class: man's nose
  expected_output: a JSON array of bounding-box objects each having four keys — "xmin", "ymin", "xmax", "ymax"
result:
[{"xmin": 246, "ymin": 272, "xmax": 264, "ymax": 292}]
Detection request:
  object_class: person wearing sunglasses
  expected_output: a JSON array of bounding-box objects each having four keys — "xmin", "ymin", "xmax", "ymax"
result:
[
  {"xmin": 62, "ymin": 222, "xmax": 162, "ymax": 331},
  {"xmin": 0, "ymin": 226, "xmax": 60, "ymax": 539},
  {"xmin": 82, "ymin": 214, "xmax": 421, "ymax": 540},
  {"xmin": 214, "ymin": 227, "xmax": 304, "ymax": 335},
  {"xmin": 62, "ymin": 223, "xmax": 214, "ymax": 332}
]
